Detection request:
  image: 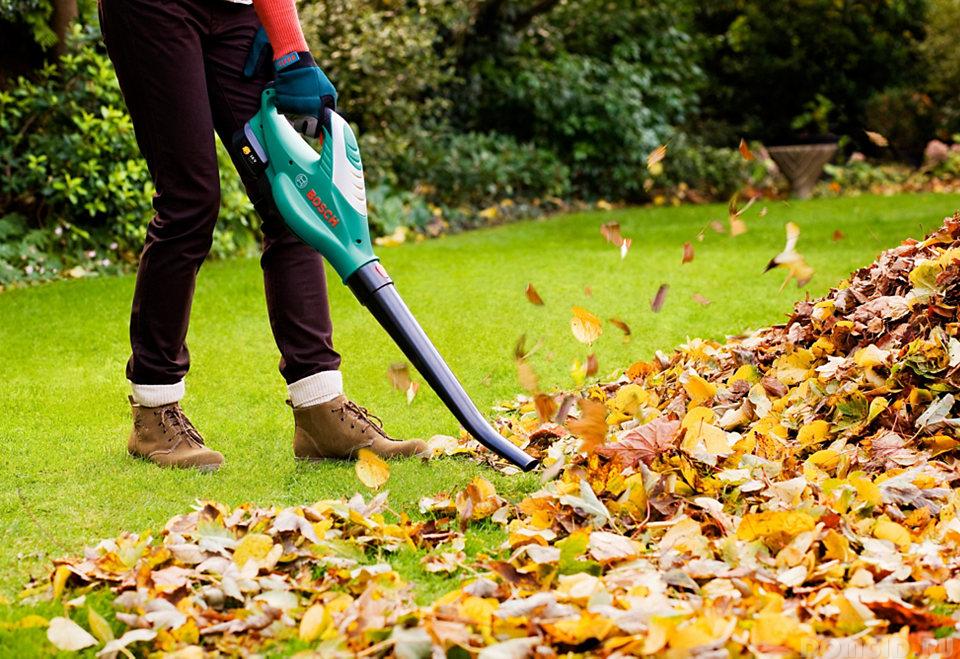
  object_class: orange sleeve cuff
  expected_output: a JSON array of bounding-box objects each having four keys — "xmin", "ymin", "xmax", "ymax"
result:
[{"xmin": 252, "ymin": 0, "xmax": 309, "ymax": 61}]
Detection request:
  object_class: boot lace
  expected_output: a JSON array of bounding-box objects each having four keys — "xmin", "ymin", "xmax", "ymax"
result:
[
  {"xmin": 156, "ymin": 406, "xmax": 206, "ymax": 447},
  {"xmin": 335, "ymin": 401, "xmax": 388, "ymax": 438}
]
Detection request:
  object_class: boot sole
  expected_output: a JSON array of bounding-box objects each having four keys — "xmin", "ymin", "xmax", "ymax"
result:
[{"xmin": 129, "ymin": 451, "xmax": 222, "ymax": 473}]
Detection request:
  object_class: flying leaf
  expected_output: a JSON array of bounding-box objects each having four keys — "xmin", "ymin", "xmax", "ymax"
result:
[
  {"xmin": 566, "ymin": 398, "xmax": 609, "ymax": 454},
  {"xmin": 682, "ymin": 242, "xmax": 695, "ymax": 264},
  {"xmin": 600, "ymin": 222, "xmax": 624, "ymax": 246},
  {"xmin": 571, "ymin": 306, "xmax": 603, "ymax": 344},
  {"xmin": 47, "ymin": 617, "xmax": 97, "ymax": 652},
  {"xmin": 620, "ymin": 237, "xmax": 632, "ymax": 260},
  {"xmin": 405, "ymin": 382, "xmax": 419, "ymax": 405},
  {"xmin": 608, "ymin": 317, "xmax": 631, "ymax": 336},
  {"xmin": 585, "ymin": 353, "xmax": 598, "ymax": 377},
  {"xmin": 833, "ymin": 229, "xmax": 846, "ymax": 241},
  {"xmin": 738, "ymin": 138, "xmax": 754, "ymax": 161},
  {"xmin": 692, "ymin": 293, "xmax": 712, "ymax": 306},
  {"xmin": 525, "ymin": 283, "xmax": 544, "ymax": 306},
  {"xmin": 534, "ymin": 393, "xmax": 557, "ymax": 423},
  {"xmin": 765, "ymin": 222, "xmax": 814, "ymax": 288},
  {"xmin": 356, "ymin": 448, "xmax": 390, "ymax": 490},
  {"xmin": 865, "ymin": 130, "xmax": 889, "ymax": 147},
  {"xmin": 516, "ymin": 359, "xmax": 539, "ymax": 394},
  {"xmin": 647, "ymin": 144, "xmax": 667, "ymax": 168},
  {"xmin": 387, "ymin": 363, "xmax": 412, "ymax": 392},
  {"xmin": 651, "ymin": 284, "xmax": 669, "ymax": 312}
]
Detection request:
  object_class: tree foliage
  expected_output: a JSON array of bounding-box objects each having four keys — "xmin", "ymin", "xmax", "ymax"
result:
[{"xmin": 695, "ymin": 0, "xmax": 928, "ymax": 143}]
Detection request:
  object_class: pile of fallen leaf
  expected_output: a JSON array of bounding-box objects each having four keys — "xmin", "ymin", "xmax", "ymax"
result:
[{"xmin": 29, "ymin": 215, "xmax": 960, "ymax": 657}]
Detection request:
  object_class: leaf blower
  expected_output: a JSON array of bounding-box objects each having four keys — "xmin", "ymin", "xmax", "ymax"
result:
[{"xmin": 233, "ymin": 89, "xmax": 537, "ymax": 471}]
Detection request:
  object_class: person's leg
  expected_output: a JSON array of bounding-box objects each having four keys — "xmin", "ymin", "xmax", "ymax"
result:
[
  {"xmin": 99, "ymin": 0, "xmax": 221, "ymax": 406},
  {"xmin": 200, "ymin": 5, "xmax": 426, "ymax": 460},
  {"xmin": 202, "ymin": 3, "xmax": 342, "ymax": 405}
]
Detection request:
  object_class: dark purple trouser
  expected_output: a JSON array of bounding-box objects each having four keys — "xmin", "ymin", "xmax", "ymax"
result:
[{"xmin": 99, "ymin": 0, "xmax": 341, "ymax": 386}]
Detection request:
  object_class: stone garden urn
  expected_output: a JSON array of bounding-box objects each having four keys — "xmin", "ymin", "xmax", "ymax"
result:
[{"xmin": 766, "ymin": 139, "xmax": 838, "ymax": 199}]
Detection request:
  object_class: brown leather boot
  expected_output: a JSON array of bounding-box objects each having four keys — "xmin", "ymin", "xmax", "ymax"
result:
[
  {"xmin": 291, "ymin": 395, "xmax": 428, "ymax": 461},
  {"xmin": 127, "ymin": 397, "xmax": 224, "ymax": 472}
]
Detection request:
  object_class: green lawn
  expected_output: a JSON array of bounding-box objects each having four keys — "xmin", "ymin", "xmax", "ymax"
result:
[{"xmin": 1, "ymin": 192, "xmax": 958, "ymax": 612}]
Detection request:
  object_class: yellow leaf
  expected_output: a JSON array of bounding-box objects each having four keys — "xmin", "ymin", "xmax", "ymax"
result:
[
  {"xmin": 874, "ymin": 518, "xmax": 912, "ymax": 549},
  {"xmin": 750, "ymin": 612, "xmax": 813, "ymax": 652},
  {"xmin": 52, "ymin": 565, "xmax": 71, "ymax": 601},
  {"xmin": 647, "ymin": 144, "xmax": 667, "ymax": 169},
  {"xmin": 87, "ymin": 607, "xmax": 114, "ymax": 644},
  {"xmin": 854, "ymin": 345, "xmax": 888, "ymax": 368},
  {"xmin": 808, "ymin": 449, "xmax": 839, "ymax": 471},
  {"xmin": 849, "ymin": 473, "xmax": 882, "ymax": 506},
  {"xmin": 868, "ymin": 397, "xmax": 888, "ymax": 422},
  {"xmin": 299, "ymin": 603, "xmax": 329, "ymax": 642},
  {"xmin": 822, "ymin": 530, "xmax": 855, "ymax": 562},
  {"xmin": 233, "ymin": 533, "xmax": 274, "ymax": 567},
  {"xmin": 797, "ymin": 419, "xmax": 831, "ymax": 447},
  {"xmin": 570, "ymin": 306, "xmax": 603, "ymax": 344},
  {"xmin": 355, "ymin": 448, "xmax": 390, "ymax": 489},
  {"xmin": 737, "ymin": 511, "xmax": 816, "ymax": 547},
  {"xmin": 682, "ymin": 374, "xmax": 717, "ymax": 405}
]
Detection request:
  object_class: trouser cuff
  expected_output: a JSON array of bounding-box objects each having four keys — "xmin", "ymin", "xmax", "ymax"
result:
[
  {"xmin": 288, "ymin": 370, "xmax": 343, "ymax": 408},
  {"xmin": 129, "ymin": 380, "xmax": 185, "ymax": 407}
]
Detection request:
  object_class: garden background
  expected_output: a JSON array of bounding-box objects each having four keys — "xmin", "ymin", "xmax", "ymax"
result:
[{"xmin": 4, "ymin": 0, "xmax": 960, "ymax": 287}]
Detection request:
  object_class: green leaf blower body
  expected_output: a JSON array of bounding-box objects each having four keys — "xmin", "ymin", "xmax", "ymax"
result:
[{"xmin": 235, "ymin": 90, "xmax": 536, "ymax": 471}]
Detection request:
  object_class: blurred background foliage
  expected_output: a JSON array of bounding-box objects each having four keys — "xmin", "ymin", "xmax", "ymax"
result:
[{"xmin": 3, "ymin": 0, "xmax": 960, "ymax": 285}]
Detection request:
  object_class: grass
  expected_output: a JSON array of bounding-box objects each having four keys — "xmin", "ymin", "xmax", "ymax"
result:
[{"xmin": 1, "ymin": 193, "xmax": 959, "ymax": 648}]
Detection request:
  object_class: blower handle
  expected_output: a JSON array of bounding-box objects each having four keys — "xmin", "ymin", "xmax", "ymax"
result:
[{"xmin": 347, "ymin": 262, "xmax": 538, "ymax": 471}]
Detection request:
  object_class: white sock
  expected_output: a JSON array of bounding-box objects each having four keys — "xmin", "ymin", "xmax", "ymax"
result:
[
  {"xmin": 129, "ymin": 380, "xmax": 184, "ymax": 407},
  {"xmin": 288, "ymin": 370, "xmax": 343, "ymax": 408}
]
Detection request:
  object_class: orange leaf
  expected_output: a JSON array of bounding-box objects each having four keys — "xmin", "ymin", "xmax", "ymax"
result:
[
  {"xmin": 567, "ymin": 398, "xmax": 609, "ymax": 454},
  {"xmin": 865, "ymin": 130, "xmax": 889, "ymax": 147},
  {"xmin": 525, "ymin": 283, "xmax": 544, "ymax": 306},
  {"xmin": 681, "ymin": 241, "xmax": 695, "ymax": 264},
  {"xmin": 607, "ymin": 317, "xmax": 631, "ymax": 336},
  {"xmin": 647, "ymin": 144, "xmax": 667, "ymax": 168},
  {"xmin": 738, "ymin": 138, "xmax": 754, "ymax": 161}
]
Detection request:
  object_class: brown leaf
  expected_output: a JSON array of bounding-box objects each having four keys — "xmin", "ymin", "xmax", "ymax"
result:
[
  {"xmin": 534, "ymin": 393, "xmax": 557, "ymax": 423},
  {"xmin": 681, "ymin": 241, "xmax": 695, "ymax": 264},
  {"xmin": 585, "ymin": 353, "xmax": 598, "ymax": 377},
  {"xmin": 387, "ymin": 363, "xmax": 412, "ymax": 391},
  {"xmin": 584, "ymin": 286, "xmax": 592, "ymax": 297},
  {"xmin": 833, "ymin": 229, "xmax": 846, "ymax": 241},
  {"xmin": 607, "ymin": 317, "xmax": 631, "ymax": 336},
  {"xmin": 738, "ymin": 138, "xmax": 754, "ymax": 161},
  {"xmin": 600, "ymin": 222, "xmax": 624, "ymax": 246},
  {"xmin": 692, "ymin": 293, "xmax": 712, "ymax": 306},
  {"xmin": 598, "ymin": 417, "xmax": 681, "ymax": 467},
  {"xmin": 566, "ymin": 398, "xmax": 609, "ymax": 454},
  {"xmin": 525, "ymin": 283, "xmax": 544, "ymax": 306},
  {"xmin": 651, "ymin": 284, "xmax": 669, "ymax": 312},
  {"xmin": 865, "ymin": 130, "xmax": 889, "ymax": 147}
]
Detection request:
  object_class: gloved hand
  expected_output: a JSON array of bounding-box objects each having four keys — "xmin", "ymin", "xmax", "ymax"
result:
[
  {"xmin": 273, "ymin": 51, "xmax": 338, "ymax": 117},
  {"xmin": 243, "ymin": 27, "xmax": 337, "ymax": 137}
]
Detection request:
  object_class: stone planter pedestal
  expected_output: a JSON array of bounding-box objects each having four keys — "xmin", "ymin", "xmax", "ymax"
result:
[{"xmin": 767, "ymin": 143, "xmax": 838, "ymax": 199}]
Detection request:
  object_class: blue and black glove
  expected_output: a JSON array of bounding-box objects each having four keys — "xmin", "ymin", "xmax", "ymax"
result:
[{"xmin": 244, "ymin": 27, "xmax": 337, "ymax": 138}]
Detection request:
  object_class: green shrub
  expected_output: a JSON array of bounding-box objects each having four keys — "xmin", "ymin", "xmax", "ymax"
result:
[
  {"xmin": 863, "ymin": 88, "xmax": 936, "ymax": 163},
  {"xmin": 0, "ymin": 27, "xmax": 257, "ymax": 285},
  {"xmin": 396, "ymin": 129, "xmax": 570, "ymax": 209},
  {"xmin": 450, "ymin": 0, "xmax": 703, "ymax": 201},
  {"xmin": 920, "ymin": 0, "xmax": 960, "ymax": 137},
  {"xmin": 695, "ymin": 0, "xmax": 927, "ymax": 144},
  {"xmin": 660, "ymin": 135, "xmax": 759, "ymax": 200}
]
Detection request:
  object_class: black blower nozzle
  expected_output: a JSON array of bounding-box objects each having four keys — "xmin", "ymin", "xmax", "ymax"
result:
[{"xmin": 348, "ymin": 262, "xmax": 538, "ymax": 471}]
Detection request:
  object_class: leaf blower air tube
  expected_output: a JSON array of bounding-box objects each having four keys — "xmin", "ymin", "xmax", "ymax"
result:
[{"xmin": 348, "ymin": 262, "xmax": 538, "ymax": 471}]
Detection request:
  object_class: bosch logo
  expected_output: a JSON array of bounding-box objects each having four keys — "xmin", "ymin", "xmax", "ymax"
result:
[
  {"xmin": 306, "ymin": 189, "xmax": 340, "ymax": 228},
  {"xmin": 295, "ymin": 174, "xmax": 308, "ymax": 189}
]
